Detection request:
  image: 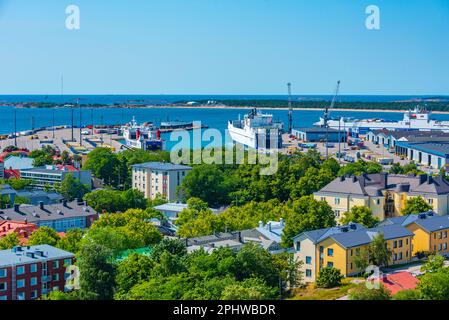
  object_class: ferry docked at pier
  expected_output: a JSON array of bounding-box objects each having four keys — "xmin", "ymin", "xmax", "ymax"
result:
[
  {"xmin": 121, "ymin": 117, "xmax": 164, "ymax": 151},
  {"xmin": 314, "ymin": 106, "xmax": 449, "ymax": 136},
  {"xmin": 227, "ymin": 108, "xmax": 284, "ymax": 150}
]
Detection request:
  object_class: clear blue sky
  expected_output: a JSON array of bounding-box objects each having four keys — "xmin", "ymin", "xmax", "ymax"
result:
[{"xmin": 0, "ymin": 0, "xmax": 448, "ymax": 95}]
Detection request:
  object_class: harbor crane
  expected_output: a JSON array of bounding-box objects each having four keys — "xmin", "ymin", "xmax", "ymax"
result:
[
  {"xmin": 324, "ymin": 80, "xmax": 341, "ymax": 159},
  {"xmin": 287, "ymin": 83, "xmax": 293, "ymax": 134}
]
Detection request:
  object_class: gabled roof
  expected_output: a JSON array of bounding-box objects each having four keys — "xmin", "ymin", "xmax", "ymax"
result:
[{"xmin": 293, "ymin": 223, "xmax": 366, "ymax": 244}]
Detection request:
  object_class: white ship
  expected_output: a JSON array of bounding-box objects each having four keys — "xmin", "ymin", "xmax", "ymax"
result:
[
  {"xmin": 228, "ymin": 108, "xmax": 284, "ymax": 150},
  {"xmin": 121, "ymin": 117, "xmax": 164, "ymax": 150},
  {"xmin": 314, "ymin": 106, "xmax": 449, "ymax": 136}
]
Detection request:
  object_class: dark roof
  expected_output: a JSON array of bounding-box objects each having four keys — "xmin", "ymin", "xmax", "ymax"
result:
[
  {"xmin": 369, "ymin": 129, "xmax": 449, "ymax": 140},
  {"xmin": 396, "ymin": 141, "xmax": 449, "ymax": 157},
  {"xmin": 317, "ymin": 173, "xmax": 449, "ymax": 196},
  {"xmin": 131, "ymin": 162, "xmax": 192, "ymax": 171},
  {"xmin": 0, "ymin": 201, "xmax": 97, "ymax": 224}
]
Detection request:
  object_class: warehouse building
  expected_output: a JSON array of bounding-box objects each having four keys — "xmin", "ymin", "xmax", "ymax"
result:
[
  {"xmin": 395, "ymin": 140, "xmax": 449, "ymax": 169},
  {"xmin": 291, "ymin": 127, "xmax": 346, "ymax": 142}
]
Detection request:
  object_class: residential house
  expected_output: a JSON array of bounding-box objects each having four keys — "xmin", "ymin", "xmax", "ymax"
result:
[
  {"xmin": 315, "ymin": 172, "xmax": 449, "ymax": 221},
  {"xmin": 0, "ymin": 245, "xmax": 75, "ymax": 300},
  {"xmin": 293, "ymin": 223, "xmax": 413, "ymax": 283},
  {"xmin": 132, "ymin": 162, "xmax": 192, "ymax": 201}
]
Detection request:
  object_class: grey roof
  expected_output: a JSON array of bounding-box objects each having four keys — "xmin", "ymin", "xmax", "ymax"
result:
[
  {"xmin": 413, "ymin": 215, "xmax": 449, "ymax": 233},
  {"xmin": 398, "ymin": 141, "xmax": 449, "ymax": 157},
  {"xmin": 0, "ymin": 244, "xmax": 74, "ymax": 267},
  {"xmin": 328, "ymin": 224, "xmax": 413, "ymax": 249},
  {"xmin": 317, "ymin": 173, "xmax": 449, "ymax": 196},
  {"xmin": 0, "ymin": 200, "xmax": 97, "ymax": 224},
  {"xmin": 294, "ymin": 223, "xmax": 412, "ymax": 249},
  {"xmin": 293, "ymin": 127, "xmax": 344, "ymax": 133},
  {"xmin": 154, "ymin": 202, "xmax": 221, "ymax": 214},
  {"xmin": 294, "ymin": 223, "xmax": 366, "ymax": 244},
  {"xmin": 132, "ymin": 162, "xmax": 192, "ymax": 171},
  {"xmin": 369, "ymin": 129, "xmax": 449, "ymax": 140}
]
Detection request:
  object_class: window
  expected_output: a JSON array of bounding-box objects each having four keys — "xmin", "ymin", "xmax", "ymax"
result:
[
  {"xmin": 327, "ymin": 262, "xmax": 334, "ymax": 268},
  {"xmin": 334, "ymin": 210, "xmax": 340, "ymax": 218},
  {"xmin": 0, "ymin": 296, "xmax": 7, "ymax": 300},
  {"xmin": 30, "ymin": 264, "xmax": 37, "ymax": 273},
  {"xmin": 444, "ymin": 243, "xmax": 448, "ymax": 250},
  {"xmin": 305, "ymin": 256, "xmax": 312, "ymax": 264},
  {"xmin": 406, "ymin": 238, "xmax": 409, "ymax": 245},
  {"xmin": 350, "ymin": 249, "xmax": 353, "ymax": 256},
  {"xmin": 30, "ymin": 277, "xmax": 37, "ymax": 286},
  {"xmin": 295, "ymin": 242, "xmax": 301, "ymax": 251},
  {"xmin": 52, "ymin": 274, "xmax": 59, "ymax": 281},
  {"xmin": 305, "ymin": 269, "xmax": 312, "ymax": 277},
  {"xmin": 0, "ymin": 283, "xmax": 7, "ymax": 291},
  {"xmin": 327, "ymin": 248, "xmax": 334, "ymax": 257},
  {"xmin": 393, "ymin": 241, "xmax": 397, "ymax": 248},
  {"xmin": 399, "ymin": 252, "xmax": 403, "ymax": 260},
  {"xmin": 16, "ymin": 292, "xmax": 25, "ymax": 300},
  {"xmin": 434, "ymin": 233, "xmax": 437, "ymax": 239},
  {"xmin": 376, "ymin": 199, "xmax": 380, "ymax": 205},
  {"xmin": 406, "ymin": 251, "xmax": 409, "ymax": 257},
  {"xmin": 399, "ymin": 240, "xmax": 403, "ymax": 248},
  {"xmin": 30, "ymin": 290, "xmax": 38, "ymax": 299},
  {"xmin": 439, "ymin": 232, "xmax": 442, "ymax": 239},
  {"xmin": 428, "ymin": 198, "xmax": 434, "ymax": 205},
  {"xmin": 445, "ymin": 231, "xmax": 448, "ymax": 239},
  {"xmin": 319, "ymin": 246, "xmax": 324, "ymax": 253},
  {"xmin": 52, "ymin": 261, "xmax": 59, "ymax": 269},
  {"xmin": 16, "ymin": 266, "xmax": 25, "ymax": 275},
  {"xmin": 350, "ymin": 263, "xmax": 353, "ymax": 270},
  {"xmin": 17, "ymin": 279, "xmax": 25, "ymax": 289},
  {"xmin": 0, "ymin": 269, "xmax": 6, "ymax": 278},
  {"xmin": 439, "ymin": 244, "xmax": 443, "ymax": 251},
  {"xmin": 393, "ymin": 253, "xmax": 397, "ymax": 261},
  {"xmin": 334, "ymin": 198, "xmax": 340, "ymax": 205},
  {"xmin": 320, "ymin": 197, "xmax": 326, "ymax": 202}
]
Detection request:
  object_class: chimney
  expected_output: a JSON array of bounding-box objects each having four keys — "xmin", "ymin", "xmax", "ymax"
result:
[
  {"xmin": 14, "ymin": 204, "xmax": 20, "ymax": 213},
  {"xmin": 427, "ymin": 175, "xmax": 433, "ymax": 185},
  {"xmin": 39, "ymin": 201, "xmax": 44, "ymax": 210}
]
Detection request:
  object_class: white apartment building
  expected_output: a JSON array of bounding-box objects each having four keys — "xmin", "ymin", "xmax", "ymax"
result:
[{"xmin": 131, "ymin": 162, "xmax": 192, "ymax": 201}]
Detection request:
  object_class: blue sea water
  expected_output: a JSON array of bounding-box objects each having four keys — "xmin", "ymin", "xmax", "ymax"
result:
[{"xmin": 1, "ymin": 95, "xmax": 449, "ymax": 150}]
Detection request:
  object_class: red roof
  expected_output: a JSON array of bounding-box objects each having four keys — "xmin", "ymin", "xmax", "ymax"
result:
[
  {"xmin": 56, "ymin": 164, "xmax": 79, "ymax": 172},
  {"xmin": 4, "ymin": 169, "xmax": 20, "ymax": 179},
  {"xmin": 0, "ymin": 149, "xmax": 30, "ymax": 161},
  {"xmin": 380, "ymin": 272, "xmax": 419, "ymax": 295},
  {"xmin": 0, "ymin": 220, "xmax": 38, "ymax": 242}
]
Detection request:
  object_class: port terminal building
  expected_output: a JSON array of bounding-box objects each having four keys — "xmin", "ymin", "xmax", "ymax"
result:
[
  {"xmin": 395, "ymin": 140, "xmax": 449, "ymax": 170},
  {"xmin": 291, "ymin": 127, "xmax": 347, "ymax": 142}
]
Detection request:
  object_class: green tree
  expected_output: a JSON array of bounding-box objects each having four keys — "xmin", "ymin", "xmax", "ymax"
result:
[
  {"xmin": 392, "ymin": 289, "xmax": 421, "ymax": 300},
  {"xmin": 0, "ymin": 232, "xmax": 20, "ymax": 250},
  {"xmin": 316, "ymin": 267, "xmax": 343, "ymax": 288},
  {"xmin": 401, "ymin": 196, "xmax": 433, "ymax": 215},
  {"xmin": 150, "ymin": 238, "xmax": 187, "ymax": 262},
  {"xmin": 179, "ymin": 164, "xmax": 230, "ymax": 206},
  {"xmin": 421, "ymin": 254, "xmax": 445, "ymax": 273},
  {"xmin": 338, "ymin": 160, "xmax": 382, "ymax": 176},
  {"xmin": 349, "ymin": 284, "xmax": 391, "ymax": 300},
  {"xmin": 340, "ymin": 206, "xmax": 379, "ymax": 228},
  {"xmin": 368, "ymin": 233, "xmax": 392, "ymax": 267},
  {"xmin": 220, "ymin": 278, "xmax": 277, "ymax": 300},
  {"xmin": 115, "ymin": 253, "xmax": 154, "ymax": 295},
  {"xmin": 417, "ymin": 268, "xmax": 449, "ymax": 300},
  {"xmin": 281, "ymin": 196, "xmax": 336, "ymax": 247},
  {"xmin": 353, "ymin": 248, "xmax": 370, "ymax": 275},
  {"xmin": 83, "ymin": 148, "xmax": 118, "ymax": 185},
  {"xmin": 56, "ymin": 229, "xmax": 85, "ymax": 254},
  {"xmin": 78, "ymin": 242, "xmax": 116, "ymax": 300},
  {"xmin": 58, "ymin": 173, "xmax": 90, "ymax": 201},
  {"xmin": 28, "ymin": 227, "xmax": 61, "ymax": 246}
]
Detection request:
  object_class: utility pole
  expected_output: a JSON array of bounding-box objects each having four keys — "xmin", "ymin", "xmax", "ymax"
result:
[
  {"xmin": 78, "ymin": 98, "xmax": 82, "ymax": 146},
  {"xmin": 324, "ymin": 80, "xmax": 341, "ymax": 159},
  {"xmin": 287, "ymin": 82, "xmax": 293, "ymax": 134},
  {"xmin": 14, "ymin": 109, "xmax": 17, "ymax": 147}
]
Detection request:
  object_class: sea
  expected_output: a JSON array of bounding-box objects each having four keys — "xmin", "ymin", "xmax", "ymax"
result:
[{"xmin": 1, "ymin": 95, "xmax": 449, "ymax": 150}]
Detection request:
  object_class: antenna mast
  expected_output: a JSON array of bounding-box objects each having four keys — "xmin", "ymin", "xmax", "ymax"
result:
[
  {"xmin": 287, "ymin": 82, "xmax": 293, "ymax": 133},
  {"xmin": 325, "ymin": 80, "xmax": 341, "ymax": 159}
]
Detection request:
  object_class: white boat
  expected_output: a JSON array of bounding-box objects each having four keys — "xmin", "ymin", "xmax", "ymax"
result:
[
  {"xmin": 227, "ymin": 108, "xmax": 284, "ymax": 150},
  {"xmin": 314, "ymin": 106, "xmax": 449, "ymax": 136},
  {"xmin": 121, "ymin": 117, "xmax": 164, "ymax": 150}
]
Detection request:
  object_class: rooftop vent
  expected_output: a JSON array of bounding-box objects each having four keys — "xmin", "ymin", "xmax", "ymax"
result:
[
  {"xmin": 349, "ymin": 223, "xmax": 357, "ymax": 230},
  {"xmin": 340, "ymin": 226, "xmax": 349, "ymax": 232},
  {"xmin": 418, "ymin": 213, "xmax": 427, "ymax": 219}
]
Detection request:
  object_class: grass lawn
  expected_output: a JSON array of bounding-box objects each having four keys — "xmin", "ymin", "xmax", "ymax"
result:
[{"xmin": 288, "ymin": 278, "xmax": 364, "ymax": 300}]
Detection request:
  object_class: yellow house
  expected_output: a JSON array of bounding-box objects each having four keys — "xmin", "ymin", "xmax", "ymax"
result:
[
  {"xmin": 314, "ymin": 173, "xmax": 449, "ymax": 221},
  {"xmin": 380, "ymin": 211, "xmax": 449, "ymax": 256},
  {"xmin": 293, "ymin": 223, "xmax": 414, "ymax": 282}
]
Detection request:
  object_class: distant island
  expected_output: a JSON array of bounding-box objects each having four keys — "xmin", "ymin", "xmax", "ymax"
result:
[{"xmin": 3, "ymin": 97, "xmax": 449, "ymax": 112}]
